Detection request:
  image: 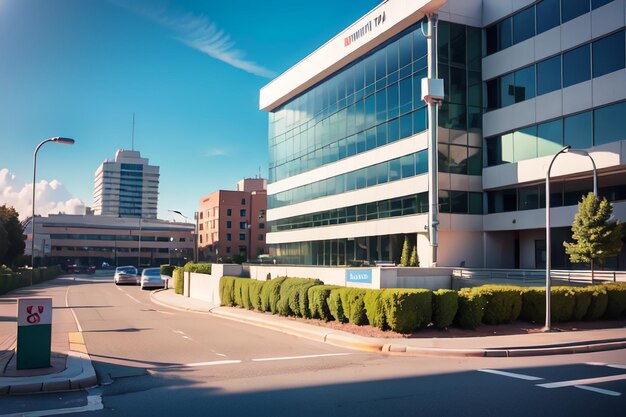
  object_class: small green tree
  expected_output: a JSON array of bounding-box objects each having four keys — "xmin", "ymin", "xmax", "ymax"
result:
[
  {"xmin": 409, "ymin": 244, "xmax": 419, "ymax": 267},
  {"xmin": 0, "ymin": 206, "xmax": 25, "ymax": 267},
  {"xmin": 400, "ymin": 235, "xmax": 410, "ymax": 266},
  {"xmin": 564, "ymin": 193, "xmax": 624, "ymax": 284}
]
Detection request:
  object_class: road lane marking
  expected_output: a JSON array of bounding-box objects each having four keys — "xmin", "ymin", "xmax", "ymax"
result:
[
  {"xmin": 124, "ymin": 292, "xmax": 142, "ymax": 304},
  {"xmin": 252, "ymin": 353, "xmax": 352, "ymax": 362},
  {"xmin": 537, "ymin": 374, "xmax": 626, "ymax": 388},
  {"xmin": 183, "ymin": 360, "xmax": 242, "ymax": 367},
  {"xmin": 574, "ymin": 385, "xmax": 622, "ymax": 397},
  {"xmin": 478, "ymin": 369, "xmax": 543, "ymax": 381},
  {"xmin": 0, "ymin": 394, "xmax": 104, "ymax": 417},
  {"xmin": 173, "ymin": 330, "xmax": 185, "ymax": 334},
  {"xmin": 65, "ymin": 287, "xmax": 83, "ymax": 333},
  {"xmin": 216, "ymin": 353, "xmax": 227, "ymax": 357}
]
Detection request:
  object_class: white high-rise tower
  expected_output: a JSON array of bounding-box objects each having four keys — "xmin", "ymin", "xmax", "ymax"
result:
[{"xmin": 93, "ymin": 149, "xmax": 159, "ymax": 219}]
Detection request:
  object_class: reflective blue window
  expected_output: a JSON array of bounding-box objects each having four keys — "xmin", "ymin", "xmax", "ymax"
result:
[
  {"xmin": 499, "ymin": 17, "xmax": 513, "ymax": 50},
  {"xmin": 536, "ymin": 0, "xmax": 560, "ymax": 34},
  {"xmin": 592, "ymin": 0, "xmax": 614, "ymax": 9},
  {"xmin": 537, "ymin": 119, "xmax": 563, "ymax": 157},
  {"xmin": 513, "ymin": 7, "xmax": 535, "ymax": 44},
  {"xmin": 537, "ymin": 55, "xmax": 561, "ymax": 95},
  {"xmin": 500, "ymin": 73, "xmax": 515, "ymax": 108},
  {"xmin": 594, "ymin": 101, "xmax": 626, "ymax": 146},
  {"xmin": 563, "ymin": 44, "xmax": 590, "ymax": 88},
  {"xmin": 514, "ymin": 126, "xmax": 537, "ymax": 161},
  {"xmin": 593, "ymin": 31, "xmax": 625, "ymax": 78},
  {"xmin": 564, "ymin": 111, "xmax": 592, "ymax": 149},
  {"xmin": 514, "ymin": 66, "xmax": 535, "ymax": 102},
  {"xmin": 562, "ymin": 0, "xmax": 590, "ymax": 23}
]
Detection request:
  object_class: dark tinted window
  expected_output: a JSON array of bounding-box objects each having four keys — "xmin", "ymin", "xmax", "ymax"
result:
[
  {"xmin": 486, "ymin": 79, "xmax": 499, "ymax": 110},
  {"xmin": 563, "ymin": 44, "xmax": 590, "ymax": 87},
  {"xmin": 500, "ymin": 73, "xmax": 515, "ymax": 108},
  {"xmin": 486, "ymin": 24, "xmax": 498, "ymax": 55},
  {"xmin": 513, "ymin": 7, "xmax": 535, "ymax": 44},
  {"xmin": 537, "ymin": 55, "xmax": 561, "ymax": 95},
  {"xmin": 593, "ymin": 31, "xmax": 625, "ymax": 78},
  {"xmin": 498, "ymin": 17, "xmax": 513, "ymax": 50},
  {"xmin": 514, "ymin": 66, "xmax": 535, "ymax": 102},
  {"xmin": 562, "ymin": 0, "xmax": 590, "ymax": 23},
  {"xmin": 564, "ymin": 111, "xmax": 593, "ymax": 148},
  {"xmin": 594, "ymin": 101, "xmax": 626, "ymax": 145},
  {"xmin": 592, "ymin": 0, "xmax": 614, "ymax": 10},
  {"xmin": 537, "ymin": 0, "xmax": 560, "ymax": 34}
]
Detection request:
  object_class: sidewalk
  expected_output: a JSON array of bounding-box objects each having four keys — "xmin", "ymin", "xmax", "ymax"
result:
[
  {"xmin": 151, "ymin": 288, "xmax": 626, "ymax": 358},
  {"xmin": 0, "ymin": 284, "xmax": 98, "ymax": 395}
]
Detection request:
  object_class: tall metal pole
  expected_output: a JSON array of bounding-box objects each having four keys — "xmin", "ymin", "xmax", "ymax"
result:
[
  {"xmin": 544, "ymin": 146, "xmax": 597, "ymax": 331},
  {"xmin": 425, "ymin": 14, "xmax": 441, "ymax": 266}
]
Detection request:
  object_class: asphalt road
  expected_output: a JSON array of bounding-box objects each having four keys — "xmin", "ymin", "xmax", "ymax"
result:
[{"xmin": 1, "ymin": 274, "xmax": 625, "ymax": 416}]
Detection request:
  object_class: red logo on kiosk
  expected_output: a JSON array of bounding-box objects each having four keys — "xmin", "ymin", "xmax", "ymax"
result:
[{"xmin": 26, "ymin": 305, "xmax": 44, "ymax": 324}]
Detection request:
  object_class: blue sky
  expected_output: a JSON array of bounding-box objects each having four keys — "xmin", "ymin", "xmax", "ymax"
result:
[{"xmin": 0, "ymin": 0, "xmax": 381, "ymax": 220}]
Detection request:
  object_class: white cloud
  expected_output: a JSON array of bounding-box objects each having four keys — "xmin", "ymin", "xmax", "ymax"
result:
[
  {"xmin": 0, "ymin": 168, "xmax": 85, "ymax": 220},
  {"xmin": 117, "ymin": 1, "xmax": 277, "ymax": 78}
]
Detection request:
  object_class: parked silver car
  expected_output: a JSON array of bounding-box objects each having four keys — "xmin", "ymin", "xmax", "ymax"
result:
[
  {"xmin": 140, "ymin": 268, "xmax": 165, "ymax": 290},
  {"xmin": 114, "ymin": 266, "xmax": 139, "ymax": 285}
]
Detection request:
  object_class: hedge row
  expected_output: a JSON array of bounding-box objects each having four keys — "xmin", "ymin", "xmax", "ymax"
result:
[
  {"xmin": 217, "ymin": 277, "xmax": 626, "ymax": 333},
  {"xmin": 182, "ymin": 262, "xmax": 212, "ymax": 274},
  {"xmin": 0, "ymin": 266, "xmax": 62, "ymax": 296},
  {"xmin": 173, "ymin": 267, "xmax": 184, "ymax": 295}
]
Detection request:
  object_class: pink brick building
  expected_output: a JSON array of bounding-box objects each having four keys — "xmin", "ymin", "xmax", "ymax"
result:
[{"xmin": 198, "ymin": 178, "xmax": 267, "ymax": 262}]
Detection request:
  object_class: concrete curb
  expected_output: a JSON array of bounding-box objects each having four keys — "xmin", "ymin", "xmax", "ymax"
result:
[
  {"xmin": 0, "ymin": 350, "xmax": 97, "ymax": 395},
  {"xmin": 149, "ymin": 291, "xmax": 626, "ymax": 358}
]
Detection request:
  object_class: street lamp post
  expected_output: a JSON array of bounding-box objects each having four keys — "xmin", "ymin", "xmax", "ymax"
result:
[
  {"xmin": 545, "ymin": 146, "xmax": 597, "ymax": 331},
  {"xmin": 31, "ymin": 137, "xmax": 75, "ymax": 276},
  {"xmin": 168, "ymin": 209, "xmax": 197, "ymax": 262}
]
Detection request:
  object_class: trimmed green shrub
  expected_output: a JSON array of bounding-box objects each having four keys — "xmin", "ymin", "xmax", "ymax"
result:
[
  {"xmin": 432, "ymin": 289, "xmax": 458, "ymax": 329},
  {"xmin": 604, "ymin": 282, "xmax": 626, "ymax": 318},
  {"xmin": 571, "ymin": 287, "xmax": 593, "ymax": 321},
  {"xmin": 340, "ymin": 288, "xmax": 368, "ymax": 325},
  {"xmin": 183, "ymin": 262, "xmax": 212, "ymax": 275},
  {"xmin": 364, "ymin": 289, "xmax": 386, "ymax": 330},
  {"xmin": 173, "ymin": 267, "xmax": 184, "ymax": 295},
  {"xmin": 328, "ymin": 289, "xmax": 346, "ymax": 323},
  {"xmin": 586, "ymin": 285, "xmax": 608, "ymax": 320},
  {"xmin": 160, "ymin": 264, "xmax": 175, "ymax": 277},
  {"xmin": 473, "ymin": 285, "xmax": 522, "ymax": 324},
  {"xmin": 551, "ymin": 287, "xmax": 576, "ymax": 322},
  {"xmin": 455, "ymin": 288, "xmax": 485, "ymax": 329},
  {"xmin": 308, "ymin": 285, "xmax": 341, "ymax": 321},
  {"xmin": 520, "ymin": 288, "xmax": 544, "ymax": 323},
  {"xmin": 276, "ymin": 278, "xmax": 313, "ymax": 316},
  {"xmin": 233, "ymin": 278, "xmax": 251, "ymax": 308},
  {"xmin": 297, "ymin": 280, "xmax": 323, "ymax": 318},
  {"xmin": 249, "ymin": 279, "xmax": 266, "ymax": 311},
  {"xmin": 220, "ymin": 276, "xmax": 237, "ymax": 307},
  {"xmin": 260, "ymin": 276, "xmax": 287, "ymax": 313},
  {"xmin": 382, "ymin": 289, "xmax": 432, "ymax": 333}
]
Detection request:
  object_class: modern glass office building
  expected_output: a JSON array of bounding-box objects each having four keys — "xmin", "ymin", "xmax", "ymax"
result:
[
  {"xmin": 93, "ymin": 149, "xmax": 160, "ymax": 219},
  {"xmin": 260, "ymin": 0, "xmax": 626, "ymax": 269}
]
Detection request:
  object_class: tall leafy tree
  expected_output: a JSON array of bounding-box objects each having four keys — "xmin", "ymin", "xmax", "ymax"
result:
[
  {"xmin": 0, "ymin": 222, "xmax": 8, "ymax": 263},
  {"xmin": 0, "ymin": 205, "xmax": 26, "ymax": 266},
  {"xmin": 564, "ymin": 193, "xmax": 624, "ymax": 283}
]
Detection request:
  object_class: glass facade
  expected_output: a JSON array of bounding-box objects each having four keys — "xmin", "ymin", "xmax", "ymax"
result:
[
  {"xmin": 486, "ymin": 0, "xmax": 615, "ymax": 55},
  {"xmin": 486, "ymin": 100, "xmax": 626, "ymax": 166},
  {"xmin": 268, "ymin": 21, "xmax": 481, "ymax": 183},
  {"xmin": 486, "ymin": 30, "xmax": 626, "ymax": 111}
]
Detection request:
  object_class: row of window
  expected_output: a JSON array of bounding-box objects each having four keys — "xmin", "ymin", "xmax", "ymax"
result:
[
  {"xmin": 224, "ymin": 221, "xmax": 265, "ymax": 229},
  {"xmin": 225, "ymin": 233, "xmax": 264, "ymax": 241},
  {"xmin": 486, "ymin": 0, "xmax": 615, "ymax": 55},
  {"xmin": 270, "ymin": 151, "xmax": 428, "ymax": 209},
  {"xmin": 53, "ymin": 246, "xmax": 171, "ymax": 253},
  {"xmin": 120, "ymin": 163, "xmax": 144, "ymax": 171},
  {"xmin": 486, "ymin": 100, "xmax": 626, "ymax": 166},
  {"xmin": 271, "ymin": 109, "xmax": 429, "ymax": 182},
  {"xmin": 50, "ymin": 234, "xmax": 186, "ymax": 242},
  {"xmin": 487, "ymin": 182, "xmax": 626, "ymax": 213},
  {"xmin": 269, "ymin": 190, "xmax": 482, "ymax": 233},
  {"xmin": 486, "ymin": 30, "xmax": 625, "ymax": 111}
]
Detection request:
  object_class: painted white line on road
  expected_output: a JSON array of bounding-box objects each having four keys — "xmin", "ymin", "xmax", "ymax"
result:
[
  {"xmin": 0, "ymin": 395, "xmax": 103, "ymax": 417},
  {"xmin": 65, "ymin": 287, "xmax": 83, "ymax": 333},
  {"xmin": 537, "ymin": 374, "xmax": 626, "ymax": 388},
  {"xmin": 586, "ymin": 362, "xmax": 626, "ymax": 370},
  {"xmin": 478, "ymin": 369, "xmax": 543, "ymax": 381},
  {"xmin": 252, "ymin": 353, "xmax": 352, "ymax": 362},
  {"xmin": 124, "ymin": 292, "xmax": 142, "ymax": 305},
  {"xmin": 182, "ymin": 336, "xmax": 192, "ymax": 340},
  {"xmin": 183, "ymin": 360, "xmax": 242, "ymax": 367},
  {"xmin": 574, "ymin": 385, "xmax": 622, "ymax": 397},
  {"xmin": 173, "ymin": 330, "xmax": 185, "ymax": 335},
  {"xmin": 216, "ymin": 353, "xmax": 227, "ymax": 357}
]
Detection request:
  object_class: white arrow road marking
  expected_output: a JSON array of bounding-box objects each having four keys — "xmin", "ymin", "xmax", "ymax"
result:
[
  {"xmin": 478, "ymin": 369, "xmax": 544, "ymax": 381},
  {"xmin": 537, "ymin": 374, "xmax": 626, "ymax": 388},
  {"xmin": 574, "ymin": 385, "xmax": 621, "ymax": 397},
  {"xmin": 0, "ymin": 395, "xmax": 103, "ymax": 417},
  {"xmin": 252, "ymin": 353, "xmax": 352, "ymax": 362}
]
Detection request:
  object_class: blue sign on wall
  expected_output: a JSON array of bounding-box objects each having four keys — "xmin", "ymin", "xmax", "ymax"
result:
[{"xmin": 346, "ymin": 269, "xmax": 372, "ymax": 284}]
